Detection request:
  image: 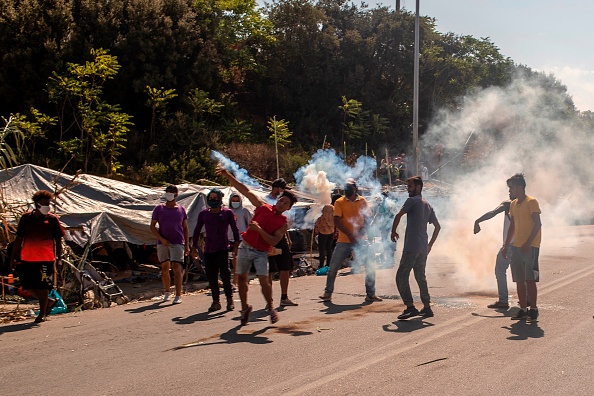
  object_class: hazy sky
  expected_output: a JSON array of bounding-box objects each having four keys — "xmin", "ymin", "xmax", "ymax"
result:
[{"xmin": 390, "ymin": 0, "xmax": 594, "ymax": 111}]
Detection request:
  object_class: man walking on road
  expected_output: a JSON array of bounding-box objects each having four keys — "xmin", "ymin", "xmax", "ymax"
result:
[
  {"xmin": 391, "ymin": 176, "xmax": 441, "ymax": 319},
  {"xmin": 502, "ymin": 173, "xmax": 542, "ymax": 321},
  {"xmin": 193, "ymin": 188, "xmax": 240, "ymax": 312},
  {"xmin": 473, "ymin": 186, "xmax": 518, "ymax": 309},
  {"xmin": 217, "ymin": 166, "xmax": 297, "ymax": 325},
  {"xmin": 10, "ymin": 190, "xmax": 64, "ymax": 323},
  {"xmin": 319, "ymin": 178, "xmax": 381, "ymax": 303},
  {"xmin": 150, "ymin": 185, "xmax": 189, "ymax": 304}
]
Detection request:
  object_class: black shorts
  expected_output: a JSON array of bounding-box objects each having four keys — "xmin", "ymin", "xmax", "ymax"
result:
[
  {"xmin": 268, "ymin": 237, "xmax": 293, "ymax": 272},
  {"xmin": 19, "ymin": 261, "xmax": 54, "ymax": 290}
]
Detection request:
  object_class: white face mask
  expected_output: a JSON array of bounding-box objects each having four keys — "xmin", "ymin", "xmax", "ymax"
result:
[
  {"xmin": 231, "ymin": 202, "xmax": 240, "ymax": 209},
  {"xmin": 38, "ymin": 205, "xmax": 51, "ymax": 215},
  {"xmin": 164, "ymin": 192, "xmax": 175, "ymax": 202}
]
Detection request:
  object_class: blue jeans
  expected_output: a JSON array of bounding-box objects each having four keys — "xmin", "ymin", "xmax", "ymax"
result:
[
  {"xmin": 495, "ymin": 247, "xmax": 511, "ymax": 303},
  {"xmin": 324, "ymin": 242, "xmax": 376, "ymax": 296},
  {"xmin": 396, "ymin": 251, "xmax": 430, "ymax": 308}
]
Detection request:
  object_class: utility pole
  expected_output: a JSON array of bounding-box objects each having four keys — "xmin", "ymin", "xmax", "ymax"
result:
[
  {"xmin": 413, "ymin": 0, "xmax": 420, "ymax": 176},
  {"xmin": 396, "ymin": 0, "xmax": 401, "ymax": 11}
]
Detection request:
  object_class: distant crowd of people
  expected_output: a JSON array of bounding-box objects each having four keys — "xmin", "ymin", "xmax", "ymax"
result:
[
  {"xmin": 378, "ymin": 152, "xmax": 429, "ymax": 186},
  {"xmin": 10, "ymin": 168, "xmax": 541, "ymax": 325}
]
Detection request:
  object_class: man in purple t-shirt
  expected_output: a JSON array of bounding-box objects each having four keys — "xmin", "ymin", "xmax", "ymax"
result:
[
  {"xmin": 150, "ymin": 185, "xmax": 189, "ymax": 304},
  {"xmin": 192, "ymin": 188, "xmax": 240, "ymax": 312}
]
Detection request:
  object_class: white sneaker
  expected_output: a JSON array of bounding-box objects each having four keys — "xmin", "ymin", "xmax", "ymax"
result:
[
  {"xmin": 172, "ymin": 296, "xmax": 182, "ymax": 304},
  {"xmin": 163, "ymin": 292, "xmax": 171, "ymax": 301}
]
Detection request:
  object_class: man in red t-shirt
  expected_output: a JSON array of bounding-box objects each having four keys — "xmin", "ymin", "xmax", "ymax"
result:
[
  {"xmin": 10, "ymin": 190, "xmax": 65, "ymax": 323},
  {"xmin": 217, "ymin": 165, "xmax": 297, "ymax": 326}
]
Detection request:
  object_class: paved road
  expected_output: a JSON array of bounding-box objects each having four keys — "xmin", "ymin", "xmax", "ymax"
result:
[{"xmin": 2, "ymin": 226, "xmax": 593, "ymax": 395}]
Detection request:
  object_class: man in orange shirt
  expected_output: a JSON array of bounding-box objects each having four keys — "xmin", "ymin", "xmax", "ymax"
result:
[
  {"xmin": 319, "ymin": 178, "xmax": 381, "ymax": 303},
  {"xmin": 10, "ymin": 190, "xmax": 64, "ymax": 323}
]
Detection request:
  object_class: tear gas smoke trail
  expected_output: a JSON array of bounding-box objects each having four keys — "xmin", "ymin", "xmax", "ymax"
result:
[
  {"xmin": 211, "ymin": 150, "xmax": 302, "ymax": 224},
  {"xmin": 419, "ymin": 73, "xmax": 594, "ymax": 294},
  {"xmin": 294, "ymin": 150, "xmax": 408, "ymax": 279},
  {"xmin": 211, "ymin": 150, "xmax": 261, "ymax": 189}
]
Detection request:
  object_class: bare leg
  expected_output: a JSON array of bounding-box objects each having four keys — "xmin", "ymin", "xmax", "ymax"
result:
[
  {"xmin": 37, "ymin": 289, "xmax": 49, "ymax": 318},
  {"xmin": 526, "ymin": 280, "xmax": 537, "ymax": 307},
  {"xmin": 237, "ymin": 273, "xmax": 249, "ymax": 311},
  {"xmin": 516, "ymin": 281, "xmax": 528, "ymax": 309},
  {"xmin": 258, "ymin": 274, "xmax": 274, "ymax": 307},
  {"xmin": 160, "ymin": 261, "xmax": 171, "ymax": 293},
  {"xmin": 172, "ymin": 262, "xmax": 183, "ymax": 296},
  {"xmin": 279, "ymin": 270, "xmax": 290, "ymax": 295}
]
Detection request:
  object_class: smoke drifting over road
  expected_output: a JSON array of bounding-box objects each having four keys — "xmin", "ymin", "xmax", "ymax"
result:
[{"xmin": 422, "ymin": 74, "xmax": 594, "ymax": 291}]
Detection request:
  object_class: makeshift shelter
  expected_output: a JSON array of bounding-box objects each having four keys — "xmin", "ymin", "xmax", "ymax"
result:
[{"xmin": 0, "ymin": 164, "xmax": 315, "ymax": 248}]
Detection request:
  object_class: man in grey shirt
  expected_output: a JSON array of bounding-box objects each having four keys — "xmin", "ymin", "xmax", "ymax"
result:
[{"xmin": 391, "ymin": 176, "xmax": 441, "ymax": 319}]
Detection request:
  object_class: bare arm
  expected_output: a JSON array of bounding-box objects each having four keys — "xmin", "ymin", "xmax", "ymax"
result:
[
  {"xmin": 249, "ymin": 222, "xmax": 288, "ymax": 247},
  {"xmin": 474, "ymin": 201, "xmax": 508, "ymax": 234},
  {"xmin": 182, "ymin": 219, "xmax": 190, "ymax": 255},
  {"xmin": 9, "ymin": 236, "xmax": 23, "ymax": 269},
  {"xmin": 390, "ymin": 210, "xmax": 406, "ymax": 242},
  {"xmin": 216, "ymin": 165, "xmax": 264, "ymax": 208},
  {"xmin": 150, "ymin": 219, "xmax": 169, "ymax": 246},
  {"xmin": 501, "ymin": 217, "xmax": 515, "ymax": 259},
  {"xmin": 428, "ymin": 219, "xmax": 441, "ymax": 254},
  {"xmin": 334, "ymin": 215, "xmax": 358, "ymax": 244}
]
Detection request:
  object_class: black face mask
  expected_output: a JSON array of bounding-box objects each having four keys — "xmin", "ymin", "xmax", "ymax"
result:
[
  {"xmin": 207, "ymin": 199, "xmax": 221, "ymax": 208},
  {"xmin": 344, "ymin": 185, "xmax": 355, "ymax": 197}
]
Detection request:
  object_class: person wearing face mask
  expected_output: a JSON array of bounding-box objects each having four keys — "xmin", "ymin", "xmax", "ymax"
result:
[
  {"xmin": 10, "ymin": 190, "xmax": 65, "ymax": 323},
  {"xmin": 216, "ymin": 165, "xmax": 297, "ymax": 326},
  {"xmin": 150, "ymin": 185, "xmax": 189, "ymax": 304},
  {"xmin": 192, "ymin": 189, "xmax": 240, "ymax": 312},
  {"xmin": 227, "ymin": 192, "xmax": 252, "ymax": 286},
  {"xmin": 320, "ymin": 178, "xmax": 381, "ymax": 303}
]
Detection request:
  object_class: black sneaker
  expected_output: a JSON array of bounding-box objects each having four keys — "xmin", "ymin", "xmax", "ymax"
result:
[
  {"xmin": 397, "ymin": 307, "xmax": 420, "ymax": 320},
  {"xmin": 528, "ymin": 308, "xmax": 539, "ymax": 322},
  {"xmin": 419, "ymin": 307, "xmax": 434, "ymax": 318},
  {"xmin": 511, "ymin": 309, "xmax": 528, "ymax": 320},
  {"xmin": 208, "ymin": 301, "xmax": 222, "ymax": 312}
]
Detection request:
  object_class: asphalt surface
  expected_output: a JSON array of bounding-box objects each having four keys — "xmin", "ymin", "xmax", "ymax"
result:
[{"xmin": 1, "ymin": 225, "xmax": 593, "ymax": 395}]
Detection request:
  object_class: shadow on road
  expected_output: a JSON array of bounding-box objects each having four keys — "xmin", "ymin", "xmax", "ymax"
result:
[
  {"xmin": 0, "ymin": 321, "xmax": 39, "ymax": 334},
  {"xmin": 503, "ymin": 321, "xmax": 544, "ymax": 340},
  {"xmin": 171, "ymin": 310, "xmax": 228, "ymax": 324},
  {"xmin": 471, "ymin": 311, "xmax": 510, "ymax": 319},
  {"xmin": 382, "ymin": 319, "xmax": 435, "ymax": 333},
  {"xmin": 169, "ymin": 325, "xmax": 274, "ymax": 350},
  {"xmin": 319, "ymin": 301, "xmax": 363, "ymax": 315},
  {"xmin": 124, "ymin": 301, "xmax": 168, "ymax": 314}
]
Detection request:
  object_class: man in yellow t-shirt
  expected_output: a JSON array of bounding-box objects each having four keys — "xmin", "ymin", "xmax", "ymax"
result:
[
  {"xmin": 320, "ymin": 178, "xmax": 381, "ymax": 303},
  {"xmin": 502, "ymin": 173, "xmax": 542, "ymax": 322}
]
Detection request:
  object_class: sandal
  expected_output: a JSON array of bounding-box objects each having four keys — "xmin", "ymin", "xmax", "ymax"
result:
[{"xmin": 240, "ymin": 304, "xmax": 252, "ymax": 326}]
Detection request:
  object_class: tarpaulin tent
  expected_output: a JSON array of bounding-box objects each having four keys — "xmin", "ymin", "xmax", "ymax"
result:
[{"xmin": 0, "ymin": 164, "xmax": 315, "ymax": 247}]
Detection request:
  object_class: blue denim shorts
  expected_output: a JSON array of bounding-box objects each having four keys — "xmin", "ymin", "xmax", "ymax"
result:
[{"xmin": 236, "ymin": 241, "xmax": 269, "ymax": 276}]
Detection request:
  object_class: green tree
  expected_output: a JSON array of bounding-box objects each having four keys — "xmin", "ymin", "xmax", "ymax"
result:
[
  {"xmin": 0, "ymin": 116, "xmax": 24, "ymax": 169},
  {"xmin": 267, "ymin": 117, "xmax": 292, "ymax": 148},
  {"xmin": 48, "ymin": 48, "xmax": 133, "ymax": 175}
]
